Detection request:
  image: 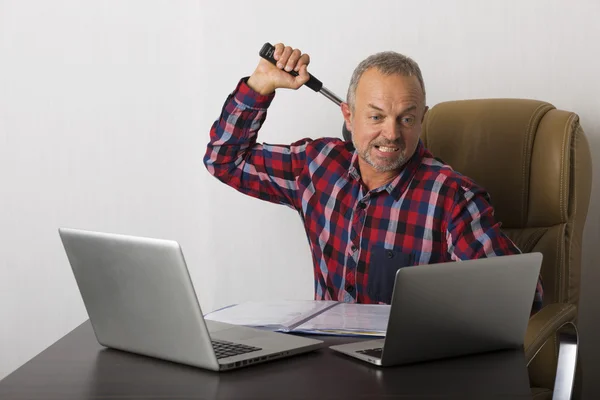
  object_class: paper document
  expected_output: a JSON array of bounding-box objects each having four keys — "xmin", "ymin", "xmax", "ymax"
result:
[
  {"xmin": 205, "ymin": 300, "xmax": 390, "ymax": 337},
  {"xmin": 294, "ymin": 303, "xmax": 390, "ymax": 337},
  {"xmin": 204, "ymin": 300, "xmax": 337, "ymax": 331}
]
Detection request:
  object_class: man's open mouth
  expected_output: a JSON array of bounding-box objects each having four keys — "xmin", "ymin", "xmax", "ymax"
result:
[{"xmin": 374, "ymin": 145, "xmax": 399, "ymax": 153}]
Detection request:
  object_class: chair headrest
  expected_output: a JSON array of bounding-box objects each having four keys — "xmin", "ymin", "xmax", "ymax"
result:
[{"xmin": 421, "ymin": 99, "xmax": 581, "ymax": 228}]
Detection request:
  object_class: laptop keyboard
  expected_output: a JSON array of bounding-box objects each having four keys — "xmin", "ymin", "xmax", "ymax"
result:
[
  {"xmin": 211, "ymin": 339, "xmax": 262, "ymax": 359},
  {"xmin": 357, "ymin": 347, "xmax": 383, "ymax": 359}
]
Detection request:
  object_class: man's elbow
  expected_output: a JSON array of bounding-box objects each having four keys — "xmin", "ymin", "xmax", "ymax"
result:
[{"xmin": 203, "ymin": 151, "xmax": 214, "ymax": 174}]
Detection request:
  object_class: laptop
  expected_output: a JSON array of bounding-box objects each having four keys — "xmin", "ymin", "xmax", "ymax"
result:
[
  {"xmin": 58, "ymin": 227, "xmax": 323, "ymax": 371},
  {"xmin": 330, "ymin": 252, "xmax": 542, "ymax": 366}
]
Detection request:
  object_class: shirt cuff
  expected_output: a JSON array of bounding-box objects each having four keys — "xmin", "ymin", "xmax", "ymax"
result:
[{"xmin": 233, "ymin": 77, "xmax": 276, "ymax": 110}]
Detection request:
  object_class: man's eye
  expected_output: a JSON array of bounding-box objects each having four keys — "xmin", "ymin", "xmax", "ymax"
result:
[
  {"xmin": 401, "ymin": 117, "xmax": 415, "ymax": 126},
  {"xmin": 370, "ymin": 115, "xmax": 381, "ymax": 121}
]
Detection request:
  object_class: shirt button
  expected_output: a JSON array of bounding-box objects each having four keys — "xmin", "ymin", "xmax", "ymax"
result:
[
  {"xmin": 358, "ymin": 202, "xmax": 366, "ymax": 209},
  {"xmin": 387, "ymin": 250, "xmax": 394, "ymax": 259},
  {"xmin": 346, "ymin": 285, "xmax": 355, "ymax": 293},
  {"xmin": 351, "ymin": 244, "xmax": 358, "ymax": 252}
]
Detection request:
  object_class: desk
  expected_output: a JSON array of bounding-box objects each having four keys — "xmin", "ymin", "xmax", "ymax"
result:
[{"xmin": 0, "ymin": 321, "xmax": 533, "ymax": 399}]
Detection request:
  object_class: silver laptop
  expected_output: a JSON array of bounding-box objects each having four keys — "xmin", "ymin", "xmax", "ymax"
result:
[
  {"xmin": 58, "ymin": 228, "xmax": 323, "ymax": 371},
  {"xmin": 330, "ymin": 252, "xmax": 542, "ymax": 366}
]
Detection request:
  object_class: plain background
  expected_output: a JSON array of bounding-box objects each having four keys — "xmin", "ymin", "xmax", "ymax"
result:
[{"xmin": 1, "ymin": 0, "xmax": 599, "ymax": 395}]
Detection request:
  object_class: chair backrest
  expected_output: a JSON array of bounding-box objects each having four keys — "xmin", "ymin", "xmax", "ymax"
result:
[{"xmin": 421, "ymin": 99, "xmax": 592, "ymax": 311}]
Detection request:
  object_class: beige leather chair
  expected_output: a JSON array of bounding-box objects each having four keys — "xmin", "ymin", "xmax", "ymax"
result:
[{"xmin": 420, "ymin": 99, "xmax": 592, "ymax": 399}]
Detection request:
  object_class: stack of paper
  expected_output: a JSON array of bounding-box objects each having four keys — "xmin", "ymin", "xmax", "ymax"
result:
[
  {"xmin": 204, "ymin": 300, "xmax": 390, "ymax": 337},
  {"xmin": 294, "ymin": 303, "xmax": 390, "ymax": 336}
]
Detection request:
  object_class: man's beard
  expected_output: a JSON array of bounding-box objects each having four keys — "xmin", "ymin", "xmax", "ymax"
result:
[{"xmin": 353, "ymin": 138, "xmax": 408, "ymax": 172}]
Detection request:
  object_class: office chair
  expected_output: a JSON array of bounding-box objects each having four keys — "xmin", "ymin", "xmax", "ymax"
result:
[{"xmin": 416, "ymin": 98, "xmax": 592, "ymax": 400}]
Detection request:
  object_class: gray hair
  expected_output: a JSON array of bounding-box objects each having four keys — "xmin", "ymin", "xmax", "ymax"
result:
[{"xmin": 346, "ymin": 51, "xmax": 426, "ymax": 110}]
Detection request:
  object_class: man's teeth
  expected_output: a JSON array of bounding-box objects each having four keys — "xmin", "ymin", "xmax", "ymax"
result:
[{"xmin": 377, "ymin": 146, "xmax": 398, "ymax": 152}]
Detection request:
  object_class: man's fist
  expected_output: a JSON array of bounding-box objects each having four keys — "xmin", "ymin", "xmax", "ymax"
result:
[{"xmin": 247, "ymin": 43, "xmax": 311, "ymax": 95}]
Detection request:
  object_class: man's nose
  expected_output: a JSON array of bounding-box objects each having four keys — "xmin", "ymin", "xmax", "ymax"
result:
[{"xmin": 381, "ymin": 120, "xmax": 402, "ymax": 141}]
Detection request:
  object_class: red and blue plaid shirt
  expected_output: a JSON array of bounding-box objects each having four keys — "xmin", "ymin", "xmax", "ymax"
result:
[{"xmin": 204, "ymin": 78, "xmax": 543, "ymax": 314}]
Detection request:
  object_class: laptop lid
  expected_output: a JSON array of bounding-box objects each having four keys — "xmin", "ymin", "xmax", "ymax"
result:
[
  {"xmin": 59, "ymin": 227, "xmax": 221, "ymax": 370},
  {"xmin": 380, "ymin": 252, "xmax": 542, "ymax": 365}
]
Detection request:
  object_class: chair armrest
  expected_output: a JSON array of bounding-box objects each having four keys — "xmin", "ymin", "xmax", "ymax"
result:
[{"xmin": 524, "ymin": 303, "xmax": 577, "ymax": 364}]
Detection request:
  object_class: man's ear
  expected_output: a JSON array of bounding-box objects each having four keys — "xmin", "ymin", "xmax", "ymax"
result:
[{"xmin": 341, "ymin": 102, "xmax": 353, "ymax": 133}]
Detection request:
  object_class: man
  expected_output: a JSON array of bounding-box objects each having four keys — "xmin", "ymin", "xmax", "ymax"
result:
[{"xmin": 204, "ymin": 43, "xmax": 543, "ymax": 314}]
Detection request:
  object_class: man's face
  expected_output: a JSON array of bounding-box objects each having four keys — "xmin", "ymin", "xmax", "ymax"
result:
[{"xmin": 342, "ymin": 68, "xmax": 428, "ymax": 174}]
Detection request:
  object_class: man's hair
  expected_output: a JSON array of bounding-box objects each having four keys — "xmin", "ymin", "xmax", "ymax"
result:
[{"xmin": 346, "ymin": 51, "xmax": 426, "ymax": 110}]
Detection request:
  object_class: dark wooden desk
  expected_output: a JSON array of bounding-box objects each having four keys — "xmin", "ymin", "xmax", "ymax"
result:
[{"xmin": 0, "ymin": 321, "xmax": 533, "ymax": 399}]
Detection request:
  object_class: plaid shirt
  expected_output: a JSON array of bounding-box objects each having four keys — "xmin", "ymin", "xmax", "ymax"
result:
[{"xmin": 204, "ymin": 78, "xmax": 543, "ymax": 314}]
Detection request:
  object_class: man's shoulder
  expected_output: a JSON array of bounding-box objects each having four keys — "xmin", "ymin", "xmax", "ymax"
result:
[
  {"xmin": 418, "ymin": 150, "xmax": 485, "ymax": 196},
  {"xmin": 302, "ymin": 136, "xmax": 350, "ymax": 148},
  {"xmin": 293, "ymin": 136, "xmax": 353, "ymax": 156}
]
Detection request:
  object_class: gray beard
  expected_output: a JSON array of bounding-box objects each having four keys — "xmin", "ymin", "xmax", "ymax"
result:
[{"xmin": 353, "ymin": 139, "xmax": 408, "ymax": 172}]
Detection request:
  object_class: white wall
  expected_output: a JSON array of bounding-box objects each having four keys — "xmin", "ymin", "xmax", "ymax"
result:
[{"xmin": 2, "ymin": 0, "xmax": 599, "ymax": 392}]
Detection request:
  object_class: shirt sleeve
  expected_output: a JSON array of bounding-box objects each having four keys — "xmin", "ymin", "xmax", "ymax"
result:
[
  {"xmin": 203, "ymin": 78, "xmax": 311, "ymax": 210},
  {"xmin": 445, "ymin": 185, "xmax": 544, "ymax": 316}
]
